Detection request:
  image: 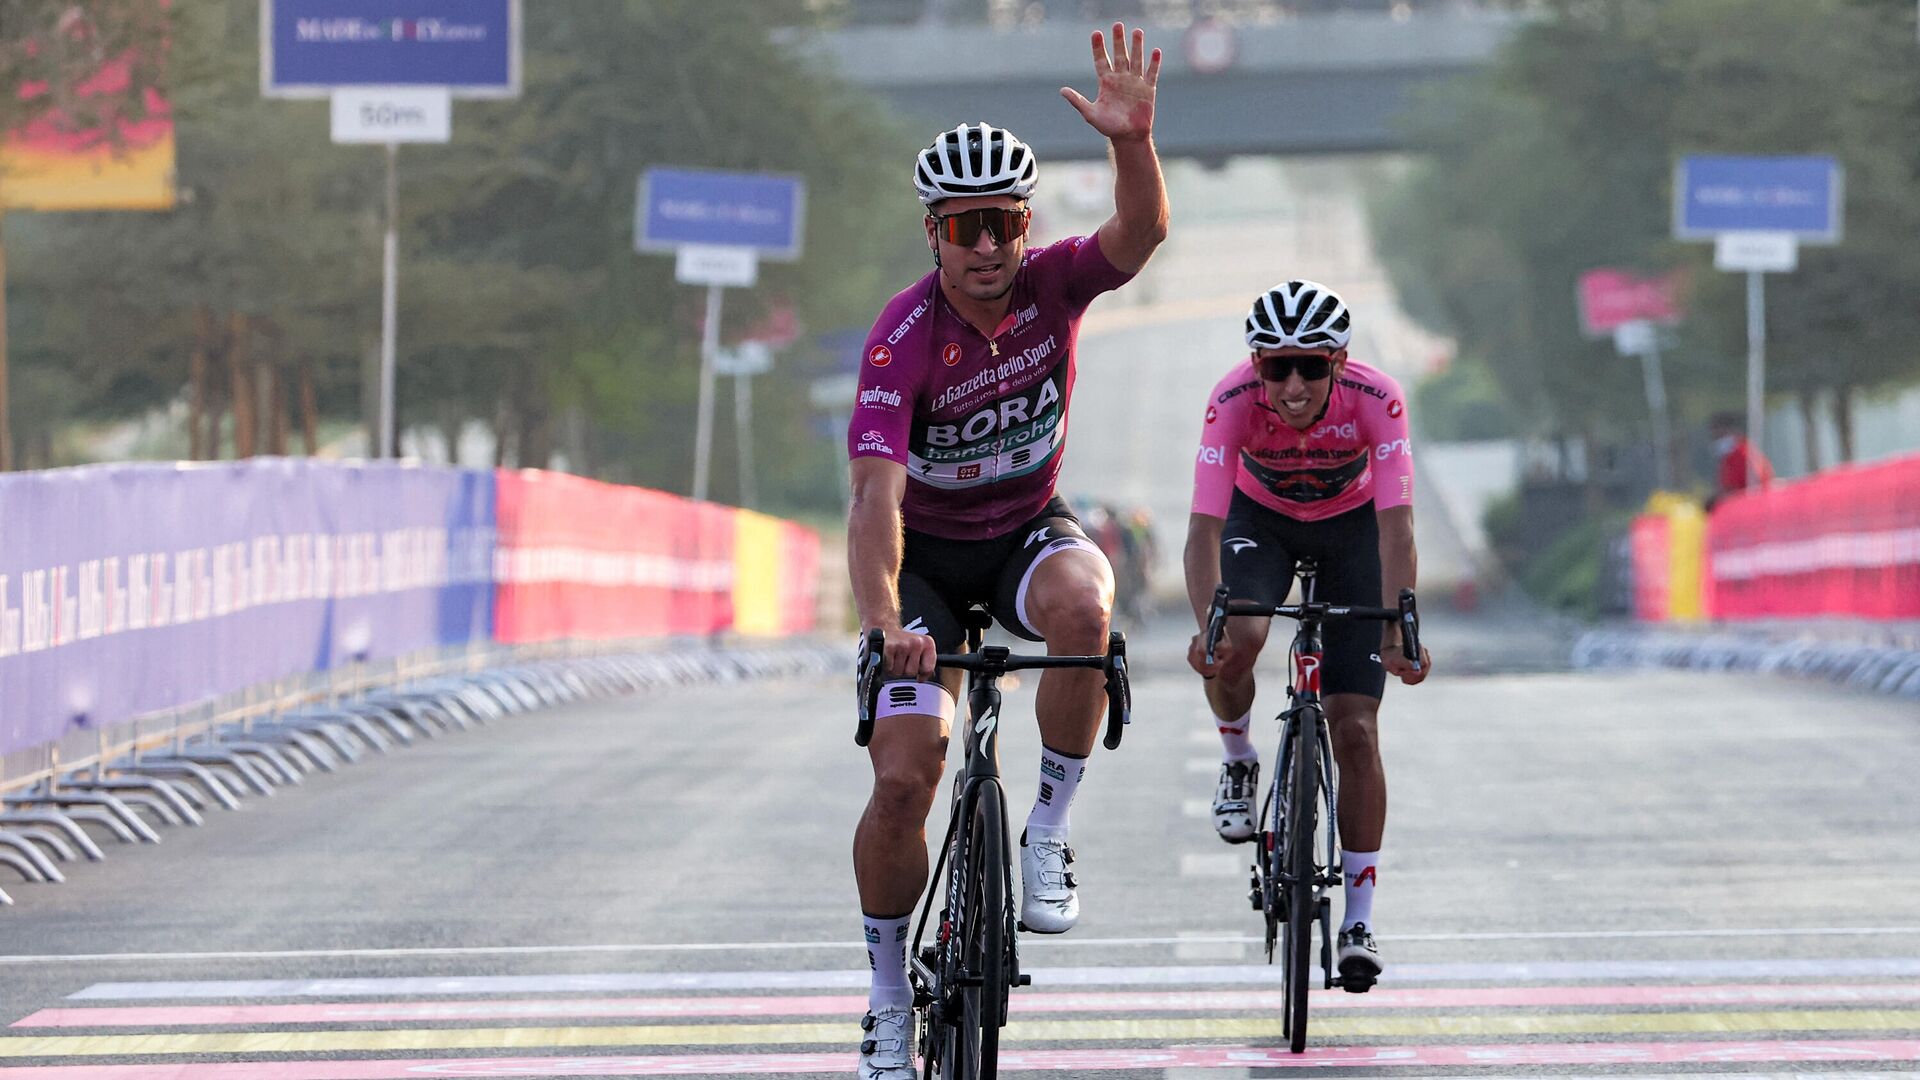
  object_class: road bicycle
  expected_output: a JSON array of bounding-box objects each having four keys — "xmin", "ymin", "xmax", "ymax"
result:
[
  {"xmin": 1203, "ymin": 561, "xmax": 1420, "ymax": 1053},
  {"xmin": 858, "ymin": 609, "xmax": 1131, "ymax": 1080}
]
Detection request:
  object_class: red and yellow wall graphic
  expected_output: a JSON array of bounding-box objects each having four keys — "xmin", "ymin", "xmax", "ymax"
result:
[{"xmin": 2, "ymin": 50, "xmax": 175, "ymax": 211}]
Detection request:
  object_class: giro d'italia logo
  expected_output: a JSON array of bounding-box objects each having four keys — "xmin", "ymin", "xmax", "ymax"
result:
[
  {"xmin": 868, "ymin": 345, "xmax": 892, "ymax": 368},
  {"xmin": 942, "ymin": 342, "xmax": 963, "ymax": 367}
]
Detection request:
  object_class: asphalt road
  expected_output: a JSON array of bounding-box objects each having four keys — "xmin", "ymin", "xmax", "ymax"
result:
[{"xmin": 2, "ymin": 612, "xmax": 1919, "ymax": 1078}]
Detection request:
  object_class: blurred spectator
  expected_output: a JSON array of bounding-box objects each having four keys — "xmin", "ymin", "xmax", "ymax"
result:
[{"xmin": 1707, "ymin": 411, "xmax": 1773, "ymax": 509}]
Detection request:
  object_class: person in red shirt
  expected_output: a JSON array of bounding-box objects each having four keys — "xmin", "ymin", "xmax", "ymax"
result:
[{"xmin": 1710, "ymin": 412, "xmax": 1774, "ymax": 507}]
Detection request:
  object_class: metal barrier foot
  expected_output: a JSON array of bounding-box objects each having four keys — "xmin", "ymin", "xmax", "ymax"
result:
[
  {"xmin": 0, "ymin": 811, "xmax": 106, "ymax": 861},
  {"xmin": 0, "ymin": 831, "xmax": 62, "ymax": 883},
  {"xmin": 113, "ymin": 759, "xmax": 243, "ymax": 812}
]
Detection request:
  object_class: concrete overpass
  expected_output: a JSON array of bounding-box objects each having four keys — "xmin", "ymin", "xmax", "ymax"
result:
[{"xmin": 802, "ymin": 11, "xmax": 1525, "ymax": 160}]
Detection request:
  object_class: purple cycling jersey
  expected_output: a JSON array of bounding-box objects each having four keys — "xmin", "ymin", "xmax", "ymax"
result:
[{"xmin": 848, "ymin": 233, "xmax": 1133, "ymax": 540}]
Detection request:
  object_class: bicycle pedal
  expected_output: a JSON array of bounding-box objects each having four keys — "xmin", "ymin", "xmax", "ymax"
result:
[{"xmin": 1016, "ymin": 973, "xmax": 1032, "ymax": 987}]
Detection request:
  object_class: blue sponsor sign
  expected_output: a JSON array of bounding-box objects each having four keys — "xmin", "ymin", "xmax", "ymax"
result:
[
  {"xmin": 263, "ymin": 0, "xmax": 521, "ymax": 98},
  {"xmin": 1674, "ymin": 155, "xmax": 1843, "ymax": 242},
  {"xmin": 637, "ymin": 169, "xmax": 807, "ymax": 262}
]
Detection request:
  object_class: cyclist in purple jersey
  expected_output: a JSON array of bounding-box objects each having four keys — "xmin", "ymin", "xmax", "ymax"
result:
[{"xmin": 846, "ymin": 24, "xmax": 1168, "ymax": 1080}]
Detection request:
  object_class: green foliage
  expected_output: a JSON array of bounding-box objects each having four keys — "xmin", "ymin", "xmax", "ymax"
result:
[
  {"xmin": 1411, "ymin": 357, "xmax": 1519, "ymax": 441},
  {"xmin": 1372, "ymin": 0, "xmax": 1920, "ymax": 450},
  {"xmin": 8, "ymin": 0, "xmax": 926, "ymax": 504}
]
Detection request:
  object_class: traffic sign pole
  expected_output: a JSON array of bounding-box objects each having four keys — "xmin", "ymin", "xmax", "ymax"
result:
[
  {"xmin": 379, "ymin": 141, "xmax": 398, "ymax": 459},
  {"xmin": 735, "ymin": 366, "xmax": 755, "ymax": 509},
  {"xmin": 1746, "ymin": 270, "xmax": 1766, "ymax": 491},
  {"xmin": 693, "ymin": 284, "xmax": 723, "ymax": 502}
]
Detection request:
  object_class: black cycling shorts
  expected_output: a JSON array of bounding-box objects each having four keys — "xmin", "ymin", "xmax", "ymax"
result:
[
  {"xmin": 1220, "ymin": 490, "xmax": 1387, "ymax": 700},
  {"xmin": 899, "ymin": 496, "xmax": 1105, "ymax": 654}
]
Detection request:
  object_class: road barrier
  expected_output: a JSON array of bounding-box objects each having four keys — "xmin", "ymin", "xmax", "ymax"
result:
[
  {"xmin": 1628, "ymin": 452, "xmax": 1920, "ymax": 623},
  {"xmin": 0, "ymin": 459, "xmax": 827, "ymax": 901}
]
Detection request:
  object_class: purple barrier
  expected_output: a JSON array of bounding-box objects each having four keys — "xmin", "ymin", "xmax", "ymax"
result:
[{"xmin": 0, "ymin": 460, "xmax": 494, "ymax": 756}]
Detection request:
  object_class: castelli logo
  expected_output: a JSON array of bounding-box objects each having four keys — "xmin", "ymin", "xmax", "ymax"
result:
[
  {"xmin": 942, "ymin": 342, "xmax": 963, "ymax": 367},
  {"xmin": 869, "ymin": 345, "xmax": 892, "ymax": 367},
  {"xmin": 1205, "ymin": 405, "xmax": 1219, "ymax": 425},
  {"xmin": 1388, "ymin": 399, "xmax": 1404, "ymax": 419}
]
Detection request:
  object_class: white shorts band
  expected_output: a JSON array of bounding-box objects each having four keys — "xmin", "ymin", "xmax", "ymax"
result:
[{"xmin": 876, "ymin": 680, "xmax": 956, "ymax": 722}]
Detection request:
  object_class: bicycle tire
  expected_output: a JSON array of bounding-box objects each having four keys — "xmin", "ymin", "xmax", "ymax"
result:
[
  {"xmin": 940, "ymin": 783, "xmax": 1007, "ymax": 1080},
  {"xmin": 1282, "ymin": 710, "xmax": 1319, "ymax": 1053}
]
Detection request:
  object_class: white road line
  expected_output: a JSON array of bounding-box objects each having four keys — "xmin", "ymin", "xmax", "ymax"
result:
[
  {"xmin": 67, "ymin": 957, "xmax": 1920, "ymax": 999},
  {"xmin": 1172, "ymin": 931, "xmax": 1246, "ymax": 961},
  {"xmin": 1178, "ymin": 853, "xmax": 1243, "ymax": 878},
  {"xmin": 11, "ymin": 926, "xmax": 1920, "ymax": 965}
]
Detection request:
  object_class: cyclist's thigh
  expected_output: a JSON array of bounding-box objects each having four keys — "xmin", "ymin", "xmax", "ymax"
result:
[
  {"xmin": 1293, "ymin": 506, "xmax": 1386, "ymax": 700},
  {"xmin": 991, "ymin": 497, "xmax": 1109, "ymax": 642},
  {"xmin": 1221, "ymin": 491, "xmax": 1295, "ymax": 655}
]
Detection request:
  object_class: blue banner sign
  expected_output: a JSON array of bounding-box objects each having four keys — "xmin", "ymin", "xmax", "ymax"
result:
[
  {"xmin": 263, "ymin": 0, "xmax": 520, "ymax": 98},
  {"xmin": 1674, "ymin": 155, "xmax": 1843, "ymax": 242},
  {"xmin": 637, "ymin": 169, "xmax": 807, "ymax": 261}
]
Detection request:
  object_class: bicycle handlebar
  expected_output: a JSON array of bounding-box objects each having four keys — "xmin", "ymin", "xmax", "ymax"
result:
[
  {"xmin": 1203, "ymin": 585, "xmax": 1423, "ymax": 669},
  {"xmin": 856, "ymin": 629, "xmax": 1132, "ymax": 749}
]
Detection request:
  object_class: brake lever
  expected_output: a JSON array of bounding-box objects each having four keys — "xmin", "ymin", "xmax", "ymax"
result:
[
  {"xmin": 1397, "ymin": 588, "xmax": 1421, "ymax": 673},
  {"xmin": 1203, "ymin": 584, "xmax": 1230, "ymax": 666},
  {"xmin": 855, "ymin": 628, "xmax": 886, "ymax": 746},
  {"xmin": 1102, "ymin": 631, "xmax": 1130, "ymax": 750}
]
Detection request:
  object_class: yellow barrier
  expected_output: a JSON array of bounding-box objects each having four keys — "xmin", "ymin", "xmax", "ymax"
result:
[
  {"xmin": 1643, "ymin": 492, "xmax": 1706, "ymax": 623},
  {"xmin": 731, "ymin": 510, "xmax": 788, "ymax": 636}
]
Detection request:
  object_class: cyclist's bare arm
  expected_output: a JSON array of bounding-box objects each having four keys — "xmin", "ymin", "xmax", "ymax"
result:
[
  {"xmin": 1062, "ymin": 24, "xmax": 1168, "ymax": 274},
  {"xmin": 848, "ymin": 457, "xmax": 936, "ymax": 679},
  {"xmin": 1183, "ymin": 511, "xmax": 1230, "ymax": 677},
  {"xmin": 1376, "ymin": 504, "xmax": 1430, "ymax": 683}
]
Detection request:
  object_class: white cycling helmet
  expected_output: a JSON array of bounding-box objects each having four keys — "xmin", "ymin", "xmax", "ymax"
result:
[
  {"xmin": 913, "ymin": 122, "xmax": 1039, "ymax": 206},
  {"xmin": 1245, "ymin": 280, "xmax": 1353, "ymax": 351}
]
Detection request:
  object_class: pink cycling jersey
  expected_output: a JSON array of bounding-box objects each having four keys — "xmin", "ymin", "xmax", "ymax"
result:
[
  {"xmin": 1192, "ymin": 357, "xmax": 1414, "ymax": 521},
  {"xmin": 848, "ymin": 233, "xmax": 1133, "ymax": 540}
]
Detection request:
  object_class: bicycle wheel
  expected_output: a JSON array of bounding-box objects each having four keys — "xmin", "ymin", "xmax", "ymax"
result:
[
  {"xmin": 940, "ymin": 782, "xmax": 1007, "ymax": 1080},
  {"xmin": 1282, "ymin": 711, "xmax": 1320, "ymax": 1053}
]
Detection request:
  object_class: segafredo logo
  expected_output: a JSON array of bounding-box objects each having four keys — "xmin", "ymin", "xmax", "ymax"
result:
[{"xmin": 859, "ymin": 388, "xmax": 902, "ymax": 408}]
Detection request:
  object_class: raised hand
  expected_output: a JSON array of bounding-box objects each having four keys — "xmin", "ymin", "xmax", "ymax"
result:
[{"xmin": 1061, "ymin": 22, "xmax": 1161, "ymax": 142}]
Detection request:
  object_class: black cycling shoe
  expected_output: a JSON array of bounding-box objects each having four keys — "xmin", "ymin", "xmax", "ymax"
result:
[{"xmin": 1336, "ymin": 923, "xmax": 1382, "ymax": 993}]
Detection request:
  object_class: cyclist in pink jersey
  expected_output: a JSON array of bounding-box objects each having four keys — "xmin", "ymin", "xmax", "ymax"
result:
[
  {"xmin": 1184, "ymin": 280, "xmax": 1433, "ymax": 992},
  {"xmin": 845, "ymin": 24, "xmax": 1168, "ymax": 1080}
]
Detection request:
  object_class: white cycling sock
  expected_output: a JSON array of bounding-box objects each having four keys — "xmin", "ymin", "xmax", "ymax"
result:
[
  {"xmin": 864, "ymin": 913, "xmax": 912, "ymax": 1011},
  {"xmin": 1341, "ymin": 850, "xmax": 1379, "ymax": 932},
  {"xmin": 1025, "ymin": 745, "xmax": 1087, "ymax": 834},
  {"xmin": 1217, "ymin": 709, "xmax": 1258, "ymax": 763}
]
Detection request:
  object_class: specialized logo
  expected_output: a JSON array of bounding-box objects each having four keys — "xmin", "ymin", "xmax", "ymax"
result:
[
  {"xmin": 1224, "ymin": 536, "xmax": 1258, "ymax": 555},
  {"xmin": 903, "ymin": 616, "xmax": 928, "ymax": 635},
  {"xmin": 942, "ymin": 342, "xmax": 963, "ymax": 367},
  {"xmin": 1025, "ymin": 526, "xmax": 1052, "ymax": 548},
  {"xmin": 868, "ymin": 345, "xmax": 892, "ymax": 367},
  {"xmin": 1388, "ymin": 399, "xmax": 1404, "ymax": 419},
  {"xmin": 1295, "ymin": 652, "xmax": 1322, "ymax": 694},
  {"xmin": 1196, "ymin": 445, "xmax": 1227, "ymax": 467},
  {"xmin": 859, "ymin": 387, "xmax": 902, "ymax": 408},
  {"xmin": 975, "ymin": 710, "xmax": 999, "ymax": 737},
  {"xmin": 1205, "ymin": 405, "xmax": 1219, "ymax": 425}
]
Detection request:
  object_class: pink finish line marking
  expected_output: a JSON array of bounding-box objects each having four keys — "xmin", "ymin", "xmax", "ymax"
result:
[
  {"xmin": 18, "ymin": 982, "xmax": 1920, "ymax": 1029},
  {"xmin": 2, "ymin": 1040, "xmax": 1919, "ymax": 1078}
]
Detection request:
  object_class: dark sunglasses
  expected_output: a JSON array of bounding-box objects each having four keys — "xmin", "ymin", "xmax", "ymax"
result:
[
  {"xmin": 1256, "ymin": 353, "xmax": 1335, "ymax": 382},
  {"xmin": 931, "ymin": 206, "xmax": 1031, "ymax": 246}
]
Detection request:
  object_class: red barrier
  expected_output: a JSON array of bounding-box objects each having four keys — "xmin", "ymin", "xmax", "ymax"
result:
[
  {"xmin": 780, "ymin": 523, "xmax": 822, "ymax": 635},
  {"xmin": 1630, "ymin": 513, "xmax": 1671, "ymax": 622},
  {"xmin": 1706, "ymin": 451, "xmax": 1920, "ymax": 620},
  {"xmin": 493, "ymin": 470, "xmax": 737, "ymax": 642}
]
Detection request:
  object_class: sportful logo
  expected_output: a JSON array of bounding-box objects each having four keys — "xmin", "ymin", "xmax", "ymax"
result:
[
  {"xmin": 886, "ymin": 685, "xmax": 919, "ymax": 708},
  {"xmin": 1225, "ymin": 537, "xmax": 1258, "ymax": 554},
  {"xmin": 859, "ymin": 388, "xmax": 902, "ymax": 408}
]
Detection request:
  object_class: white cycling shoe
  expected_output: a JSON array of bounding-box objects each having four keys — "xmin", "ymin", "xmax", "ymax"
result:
[
  {"xmin": 1018, "ymin": 828, "xmax": 1079, "ymax": 934},
  {"xmin": 858, "ymin": 1006, "xmax": 917, "ymax": 1079},
  {"xmin": 1212, "ymin": 760, "xmax": 1259, "ymax": 843}
]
